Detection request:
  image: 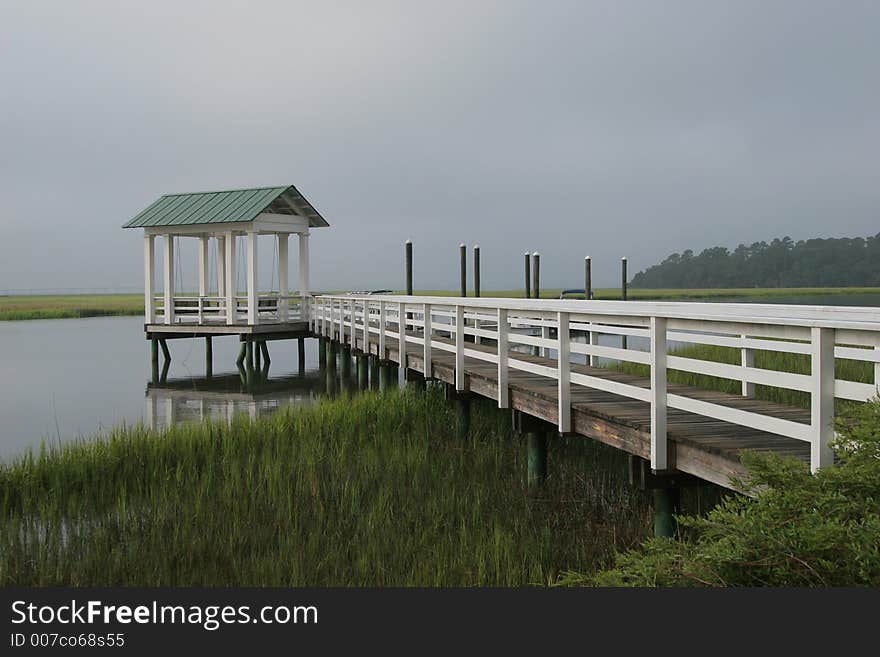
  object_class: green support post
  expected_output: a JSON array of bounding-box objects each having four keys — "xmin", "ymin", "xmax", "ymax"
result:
[
  {"xmin": 357, "ymin": 353, "xmax": 369, "ymax": 391},
  {"xmin": 297, "ymin": 337, "xmax": 305, "ymax": 368},
  {"xmin": 236, "ymin": 342, "xmax": 247, "ymax": 367},
  {"xmin": 340, "ymin": 346, "xmax": 351, "ymax": 378},
  {"xmin": 205, "ymin": 336, "xmax": 213, "ymax": 378},
  {"xmin": 318, "ymin": 337, "xmax": 327, "ymax": 370},
  {"xmin": 653, "ymin": 487, "xmax": 680, "ymax": 539},
  {"xmin": 369, "ymin": 355, "xmax": 380, "ymax": 391},
  {"xmin": 151, "ymin": 338, "xmax": 159, "ymax": 383},
  {"xmin": 527, "ymin": 432, "xmax": 547, "ymax": 488},
  {"xmin": 455, "ymin": 392, "xmax": 471, "ymax": 441}
]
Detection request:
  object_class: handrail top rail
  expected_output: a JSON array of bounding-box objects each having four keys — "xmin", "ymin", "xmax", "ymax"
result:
[{"xmin": 314, "ymin": 293, "xmax": 880, "ymax": 333}]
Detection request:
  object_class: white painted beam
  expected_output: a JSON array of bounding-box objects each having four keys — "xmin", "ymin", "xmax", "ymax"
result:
[
  {"xmin": 216, "ymin": 236, "xmax": 226, "ymax": 298},
  {"xmin": 144, "ymin": 235, "xmax": 155, "ymax": 324},
  {"xmin": 278, "ymin": 233, "xmax": 289, "ymax": 321},
  {"xmin": 224, "ymin": 232, "xmax": 236, "ymax": 325},
  {"xmin": 650, "ymin": 316, "xmax": 668, "ymax": 470},
  {"xmin": 198, "ymin": 236, "xmax": 209, "ymax": 298},
  {"xmin": 810, "ymin": 327, "xmax": 835, "ymax": 472},
  {"xmin": 246, "ymin": 231, "xmax": 259, "ymax": 325},
  {"xmin": 163, "ymin": 234, "xmax": 174, "ymax": 325}
]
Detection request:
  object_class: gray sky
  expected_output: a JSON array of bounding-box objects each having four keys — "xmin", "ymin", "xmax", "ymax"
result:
[{"xmin": 1, "ymin": 0, "xmax": 878, "ymax": 293}]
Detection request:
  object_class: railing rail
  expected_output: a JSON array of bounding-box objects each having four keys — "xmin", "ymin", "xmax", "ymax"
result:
[
  {"xmin": 311, "ymin": 294, "xmax": 880, "ymax": 473},
  {"xmin": 152, "ymin": 293, "xmax": 310, "ymax": 324}
]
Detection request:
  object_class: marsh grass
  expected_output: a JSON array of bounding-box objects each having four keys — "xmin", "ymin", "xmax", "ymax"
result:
[
  {"xmin": 0, "ymin": 294, "xmax": 143, "ymax": 320},
  {"xmin": 3, "ymin": 287, "xmax": 878, "ymax": 321},
  {"xmin": 0, "ymin": 388, "xmax": 651, "ymax": 586}
]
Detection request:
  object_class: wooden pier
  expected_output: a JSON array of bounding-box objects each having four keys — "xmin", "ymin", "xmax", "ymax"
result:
[{"xmin": 312, "ymin": 294, "xmax": 880, "ymax": 492}]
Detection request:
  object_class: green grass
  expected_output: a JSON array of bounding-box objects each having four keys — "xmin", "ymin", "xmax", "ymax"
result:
[
  {"xmin": 0, "ymin": 294, "xmax": 143, "ymax": 320},
  {"xmin": 0, "ymin": 388, "xmax": 652, "ymax": 586},
  {"xmin": 3, "ymin": 286, "xmax": 878, "ymax": 321}
]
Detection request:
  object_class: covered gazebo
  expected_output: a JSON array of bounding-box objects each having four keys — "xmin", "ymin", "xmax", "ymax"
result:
[{"xmin": 123, "ymin": 185, "xmax": 329, "ymax": 327}]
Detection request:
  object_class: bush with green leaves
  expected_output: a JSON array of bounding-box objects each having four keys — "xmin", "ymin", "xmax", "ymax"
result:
[{"xmin": 561, "ymin": 400, "xmax": 880, "ymax": 587}]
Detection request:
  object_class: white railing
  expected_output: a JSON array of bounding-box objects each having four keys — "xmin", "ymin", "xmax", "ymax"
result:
[
  {"xmin": 311, "ymin": 294, "xmax": 880, "ymax": 474},
  {"xmin": 153, "ymin": 294, "xmax": 310, "ymax": 324}
]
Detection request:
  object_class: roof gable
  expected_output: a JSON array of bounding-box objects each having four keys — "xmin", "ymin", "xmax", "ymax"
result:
[{"xmin": 122, "ymin": 185, "xmax": 329, "ymax": 229}]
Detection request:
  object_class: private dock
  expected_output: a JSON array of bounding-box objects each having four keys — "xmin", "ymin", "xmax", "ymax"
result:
[{"xmin": 123, "ymin": 185, "xmax": 880, "ymax": 534}]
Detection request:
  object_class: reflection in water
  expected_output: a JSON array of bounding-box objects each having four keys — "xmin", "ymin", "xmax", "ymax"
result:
[{"xmin": 144, "ymin": 348, "xmax": 389, "ymax": 432}]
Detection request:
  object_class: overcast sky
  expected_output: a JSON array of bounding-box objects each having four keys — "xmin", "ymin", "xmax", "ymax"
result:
[{"xmin": 1, "ymin": 0, "xmax": 878, "ymax": 293}]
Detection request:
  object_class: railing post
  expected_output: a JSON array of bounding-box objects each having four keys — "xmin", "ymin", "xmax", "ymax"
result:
[
  {"xmin": 362, "ymin": 299, "xmax": 370, "ymax": 356},
  {"xmin": 398, "ymin": 301, "xmax": 407, "ymax": 386},
  {"xmin": 198, "ymin": 296, "xmax": 204, "ymax": 324},
  {"xmin": 741, "ymin": 334, "xmax": 755, "ymax": 397},
  {"xmin": 423, "ymin": 303, "xmax": 432, "ymax": 379},
  {"xmin": 557, "ymin": 311, "xmax": 571, "ymax": 433},
  {"xmin": 650, "ymin": 316, "xmax": 668, "ymax": 471},
  {"xmin": 455, "ymin": 304, "xmax": 465, "ymax": 391},
  {"xmin": 810, "ymin": 327, "xmax": 835, "ymax": 472},
  {"xmin": 379, "ymin": 300, "xmax": 386, "ymax": 360},
  {"xmin": 497, "ymin": 308, "xmax": 509, "ymax": 409},
  {"xmin": 589, "ymin": 324, "xmax": 598, "ymax": 367}
]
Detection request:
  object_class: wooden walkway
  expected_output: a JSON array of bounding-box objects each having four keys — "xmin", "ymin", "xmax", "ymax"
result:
[{"xmin": 346, "ymin": 331, "xmax": 809, "ymax": 490}]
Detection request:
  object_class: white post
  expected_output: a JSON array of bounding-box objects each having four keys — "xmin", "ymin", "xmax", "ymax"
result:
[
  {"xmin": 217, "ymin": 235, "xmax": 226, "ymax": 299},
  {"xmin": 363, "ymin": 299, "xmax": 370, "ymax": 356},
  {"xmin": 198, "ymin": 235, "xmax": 209, "ymax": 299},
  {"xmin": 398, "ymin": 302, "xmax": 407, "ymax": 386},
  {"xmin": 589, "ymin": 325, "xmax": 599, "ymax": 367},
  {"xmin": 557, "ymin": 312, "xmax": 571, "ymax": 433},
  {"xmin": 497, "ymin": 308, "xmax": 509, "ymax": 408},
  {"xmin": 379, "ymin": 300, "xmax": 386, "ymax": 359},
  {"xmin": 278, "ymin": 233, "xmax": 289, "ymax": 322},
  {"xmin": 423, "ymin": 303, "xmax": 432, "ymax": 379},
  {"xmin": 810, "ymin": 327, "xmax": 835, "ymax": 472},
  {"xmin": 224, "ymin": 231, "xmax": 236, "ymax": 325},
  {"xmin": 246, "ymin": 231, "xmax": 258, "ymax": 325},
  {"xmin": 299, "ymin": 231, "xmax": 310, "ymax": 319},
  {"xmin": 163, "ymin": 234, "xmax": 175, "ymax": 325},
  {"xmin": 455, "ymin": 304, "xmax": 465, "ymax": 391},
  {"xmin": 741, "ymin": 334, "xmax": 755, "ymax": 398},
  {"xmin": 541, "ymin": 324, "xmax": 551, "ymax": 358},
  {"xmin": 650, "ymin": 316, "xmax": 668, "ymax": 470},
  {"xmin": 144, "ymin": 234, "xmax": 155, "ymax": 324},
  {"xmin": 349, "ymin": 298, "xmax": 356, "ymax": 348}
]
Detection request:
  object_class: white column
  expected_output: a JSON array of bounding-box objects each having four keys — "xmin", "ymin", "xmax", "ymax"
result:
[
  {"xmin": 278, "ymin": 233, "xmax": 289, "ymax": 321},
  {"xmin": 163, "ymin": 234, "xmax": 175, "ymax": 325},
  {"xmin": 198, "ymin": 235, "xmax": 209, "ymax": 298},
  {"xmin": 144, "ymin": 234, "xmax": 155, "ymax": 323},
  {"xmin": 217, "ymin": 235, "xmax": 226, "ymax": 298},
  {"xmin": 225, "ymin": 231, "xmax": 236, "ymax": 325},
  {"xmin": 650, "ymin": 316, "xmax": 668, "ymax": 470},
  {"xmin": 299, "ymin": 231, "xmax": 310, "ymax": 320},
  {"xmin": 810, "ymin": 327, "xmax": 835, "ymax": 472},
  {"xmin": 246, "ymin": 230, "xmax": 259, "ymax": 325},
  {"xmin": 557, "ymin": 312, "xmax": 571, "ymax": 433}
]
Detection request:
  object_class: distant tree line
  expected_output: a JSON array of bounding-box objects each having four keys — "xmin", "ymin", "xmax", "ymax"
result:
[{"xmin": 630, "ymin": 235, "xmax": 880, "ymax": 288}]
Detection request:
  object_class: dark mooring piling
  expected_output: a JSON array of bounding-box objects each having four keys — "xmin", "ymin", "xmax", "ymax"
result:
[{"xmin": 524, "ymin": 252, "xmax": 531, "ymax": 298}]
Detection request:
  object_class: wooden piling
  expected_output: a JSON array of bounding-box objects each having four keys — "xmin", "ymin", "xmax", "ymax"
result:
[
  {"xmin": 357, "ymin": 353, "xmax": 369, "ymax": 391},
  {"xmin": 151, "ymin": 338, "xmax": 159, "ymax": 382},
  {"xmin": 473, "ymin": 245, "xmax": 480, "ymax": 297},
  {"xmin": 532, "ymin": 252, "xmax": 540, "ymax": 299},
  {"xmin": 653, "ymin": 487, "xmax": 680, "ymax": 538},
  {"xmin": 159, "ymin": 338, "xmax": 171, "ymax": 364},
  {"xmin": 318, "ymin": 337, "xmax": 326, "ymax": 369},
  {"xmin": 456, "ymin": 393, "xmax": 471, "ymax": 440},
  {"xmin": 459, "ymin": 243, "xmax": 467, "ymax": 297},
  {"xmin": 621, "ymin": 257, "xmax": 628, "ymax": 350},
  {"xmin": 527, "ymin": 432, "xmax": 547, "ymax": 488},
  {"xmin": 584, "ymin": 256, "xmax": 592, "ymax": 301},
  {"xmin": 260, "ymin": 341, "xmax": 270, "ymax": 366},
  {"xmin": 236, "ymin": 342, "xmax": 246, "ymax": 367},
  {"xmin": 369, "ymin": 354, "xmax": 380, "ymax": 391},
  {"xmin": 405, "ymin": 240, "xmax": 413, "ymax": 295},
  {"xmin": 246, "ymin": 340, "xmax": 255, "ymax": 373},
  {"xmin": 340, "ymin": 346, "xmax": 352, "ymax": 378},
  {"xmin": 255, "ymin": 340, "xmax": 262, "ymax": 370},
  {"xmin": 205, "ymin": 336, "xmax": 213, "ymax": 378},
  {"xmin": 524, "ymin": 252, "xmax": 531, "ymax": 298},
  {"xmin": 297, "ymin": 337, "xmax": 305, "ymax": 368}
]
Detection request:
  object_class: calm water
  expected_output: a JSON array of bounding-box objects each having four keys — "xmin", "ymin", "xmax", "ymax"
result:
[{"xmin": 2, "ymin": 292, "xmax": 878, "ymax": 460}]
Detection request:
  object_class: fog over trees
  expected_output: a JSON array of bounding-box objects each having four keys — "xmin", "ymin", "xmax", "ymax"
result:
[{"xmin": 630, "ymin": 235, "xmax": 880, "ymax": 288}]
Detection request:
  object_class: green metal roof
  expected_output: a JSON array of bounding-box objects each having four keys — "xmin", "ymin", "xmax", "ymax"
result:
[{"xmin": 122, "ymin": 185, "xmax": 329, "ymax": 229}]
